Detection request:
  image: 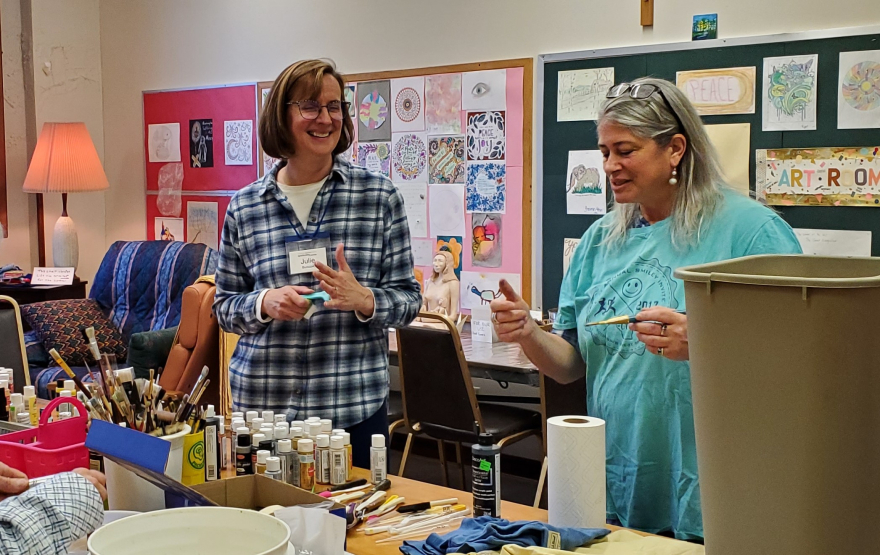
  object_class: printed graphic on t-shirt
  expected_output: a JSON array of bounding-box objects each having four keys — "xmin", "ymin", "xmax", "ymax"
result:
[{"xmin": 584, "ymin": 257, "xmax": 680, "ymax": 358}]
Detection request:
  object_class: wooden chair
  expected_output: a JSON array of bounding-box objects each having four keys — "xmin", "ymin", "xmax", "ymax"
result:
[
  {"xmin": 534, "ymin": 372, "xmax": 588, "ymax": 507},
  {"xmin": 396, "ymin": 311, "xmax": 541, "ymax": 489},
  {"xmin": 388, "ymin": 390, "xmax": 405, "ymax": 435},
  {"xmin": 0, "ymin": 296, "xmax": 30, "ymax": 389}
]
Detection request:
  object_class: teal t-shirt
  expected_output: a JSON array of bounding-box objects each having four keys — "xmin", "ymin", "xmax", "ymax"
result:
[{"xmin": 554, "ymin": 189, "xmax": 802, "ymax": 539}]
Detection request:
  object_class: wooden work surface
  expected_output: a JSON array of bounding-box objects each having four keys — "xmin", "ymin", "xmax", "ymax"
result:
[{"xmin": 388, "ymin": 326, "xmax": 539, "ymax": 387}]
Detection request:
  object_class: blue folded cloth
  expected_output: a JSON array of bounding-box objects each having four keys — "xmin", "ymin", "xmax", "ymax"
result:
[{"xmin": 399, "ymin": 516, "xmax": 610, "ymax": 555}]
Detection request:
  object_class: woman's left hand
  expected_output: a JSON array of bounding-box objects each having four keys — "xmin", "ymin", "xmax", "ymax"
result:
[
  {"xmin": 313, "ymin": 243, "xmax": 374, "ymax": 316},
  {"xmin": 629, "ymin": 307, "xmax": 689, "ymax": 361}
]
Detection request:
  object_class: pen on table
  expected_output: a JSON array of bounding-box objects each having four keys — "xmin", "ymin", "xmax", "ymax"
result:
[{"xmin": 585, "ymin": 309, "xmax": 687, "ymax": 327}]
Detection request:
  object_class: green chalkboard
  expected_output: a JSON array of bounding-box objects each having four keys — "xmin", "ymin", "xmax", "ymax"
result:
[{"xmin": 540, "ymin": 27, "xmax": 880, "ymax": 310}]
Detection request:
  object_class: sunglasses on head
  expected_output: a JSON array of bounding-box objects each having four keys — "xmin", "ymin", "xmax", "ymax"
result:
[{"xmin": 606, "ymin": 82, "xmax": 685, "ymax": 133}]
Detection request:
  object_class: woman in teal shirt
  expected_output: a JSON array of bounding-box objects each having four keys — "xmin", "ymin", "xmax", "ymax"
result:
[{"xmin": 491, "ymin": 77, "xmax": 801, "ymax": 540}]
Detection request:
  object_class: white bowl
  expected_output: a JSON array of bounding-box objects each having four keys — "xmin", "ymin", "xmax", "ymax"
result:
[{"xmin": 88, "ymin": 506, "xmax": 291, "ymax": 555}]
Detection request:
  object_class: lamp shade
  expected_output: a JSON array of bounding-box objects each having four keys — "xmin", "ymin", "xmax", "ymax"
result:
[{"xmin": 22, "ymin": 122, "xmax": 109, "ymax": 193}]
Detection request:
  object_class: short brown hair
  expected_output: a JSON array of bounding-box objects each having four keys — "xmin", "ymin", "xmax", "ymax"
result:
[{"xmin": 259, "ymin": 59, "xmax": 354, "ymax": 160}]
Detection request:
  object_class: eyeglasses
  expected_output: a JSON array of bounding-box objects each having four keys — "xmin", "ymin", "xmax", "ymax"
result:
[
  {"xmin": 287, "ymin": 100, "xmax": 349, "ymax": 121},
  {"xmin": 606, "ymin": 83, "xmax": 685, "ymax": 133}
]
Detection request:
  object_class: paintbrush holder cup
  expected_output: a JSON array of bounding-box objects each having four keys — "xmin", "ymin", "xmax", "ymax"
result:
[{"xmin": 104, "ymin": 424, "xmax": 190, "ymax": 511}]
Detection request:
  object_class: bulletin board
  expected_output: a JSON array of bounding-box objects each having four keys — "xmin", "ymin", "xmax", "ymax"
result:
[
  {"xmin": 340, "ymin": 59, "xmax": 534, "ymax": 307},
  {"xmin": 538, "ymin": 25, "xmax": 880, "ymax": 310},
  {"xmin": 142, "ymin": 83, "xmax": 258, "ymax": 249}
]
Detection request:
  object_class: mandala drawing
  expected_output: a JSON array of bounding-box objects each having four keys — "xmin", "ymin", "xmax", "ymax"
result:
[
  {"xmin": 466, "ymin": 111, "xmax": 506, "ymax": 161},
  {"xmin": 395, "ymin": 87, "xmax": 421, "ymax": 123},
  {"xmin": 393, "ymin": 134, "xmax": 427, "ymax": 181},
  {"xmin": 842, "ymin": 61, "xmax": 880, "ymax": 111},
  {"xmin": 359, "ymin": 90, "xmax": 388, "ymax": 130}
]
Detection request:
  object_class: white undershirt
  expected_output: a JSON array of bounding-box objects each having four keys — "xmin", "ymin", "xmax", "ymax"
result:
[{"xmin": 276, "ymin": 176, "xmax": 329, "ymax": 226}]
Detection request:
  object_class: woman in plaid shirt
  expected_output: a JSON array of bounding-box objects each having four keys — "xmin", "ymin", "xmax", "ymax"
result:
[{"xmin": 214, "ymin": 60, "xmax": 421, "ymax": 467}]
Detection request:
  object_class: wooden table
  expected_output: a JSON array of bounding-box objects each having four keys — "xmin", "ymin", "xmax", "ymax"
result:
[{"xmin": 389, "ymin": 325, "xmax": 539, "ymax": 387}]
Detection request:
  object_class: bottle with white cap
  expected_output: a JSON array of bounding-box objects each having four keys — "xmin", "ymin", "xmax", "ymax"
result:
[
  {"xmin": 329, "ymin": 435, "xmax": 347, "ymax": 486},
  {"xmin": 255, "ymin": 450, "xmax": 270, "ymax": 475},
  {"xmin": 245, "ymin": 410, "xmax": 258, "ymax": 425},
  {"xmin": 289, "ymin": 426, "xmax": 304, "ymax": 441},
  {"xmin": 276, "ymin": 439, "xmax": 295, "ymax": 485},
  {"xmin": 291, "ymin": 420, "xmax": 304, "ymax": 431},
  {"xmin": 298, "ymin": 439, "xmax": 315, "ymax": 492},
  {"xmin": 204, "ymin": 405, "xmax": 221, "ymax": 481},
  {"xmin": 58, "ymin": 390, "xmax": 73, "ymax": 419},
  {"xmin": 370, "ymin": 434, "xmax": 387, "ymax": 484},
  {"xmin": 251, "ymin": 417, "xmax": 264, "ymax": 433},
  {"xmin": 231, "ymin": 411, "xmax": 244, "ymax": 421},
  {"xmin": 262, "ymin": 410, "xmax": 274, "ymax": 423},
  {"xmin": 320, "ymin": 418, "xmax": 333, "ymax": 434},
  {"xmin": 274, "ymin": 423, "xmax": 289, "ymax": 444},
  {"xmin": 307, "ymin": 421, "xmax": 321, "ymax": 440},
  {"xmin": 274, "ymin": 414, "xmax": 286, "ymax": 424},
  {"xmin": 260, "ymin": 424, "xmax": 275, "ymax": 440},
  {"xmin": 63, "ymin": 379, "xmax": 75, "ymax": 394},
  {"xmin": 341, "ymin": 431, "xmax": 352, "ymax": 480},
  {"xmin": 265, "ymin": 456, "xmax": 283, "ymax": 480},
  {"xmin": 251, "ymin": 433, "xmax": 266, "ymax": 467},
  {"xmin": 9, "ymin": 393, "xmax": 26, "ymax": 424},
  {"xmin": 315, "ymin": 434, "xmax": 331, "ymax": 484},
  {"xmin": 23, "ymin": 386, "xmax": 38, "ymax": 426}
]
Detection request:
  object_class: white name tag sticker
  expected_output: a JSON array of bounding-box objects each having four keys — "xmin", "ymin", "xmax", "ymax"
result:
[{"xmin": 288, "ymin": 247, "xmax": 327, "ymax": 275}]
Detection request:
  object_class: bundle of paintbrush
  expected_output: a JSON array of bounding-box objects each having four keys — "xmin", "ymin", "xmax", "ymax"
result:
[{"xmin": 43, "ymin": 326, "xmax": 214, "ymax": 439}]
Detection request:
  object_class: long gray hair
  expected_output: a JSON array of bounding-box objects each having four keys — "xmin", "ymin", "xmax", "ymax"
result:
[{"xmin": 598, "ymin": 77, "xmax": 725, "ymax": 248}]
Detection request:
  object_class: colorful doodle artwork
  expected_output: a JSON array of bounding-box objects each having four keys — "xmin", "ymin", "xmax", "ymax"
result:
[
  {"xmin": 762, "ymin": 54, "xmax": 818, "ymax": 131},
  {"xmin": 756, "ymin": 146, "xmax": 880, "ymax": 206},
  {"xmin": 466, "ymin": 111, "xmax": 506, "ymax": 161},
  {"xmin": 466, "ymin": 162, "xmax": 506, "ymax": 213},
  {"xmin": 359, "ymin": 90, "xmax": 388, "ymax": 130},
  {"xmin": 428, "ymin": 136, "xmax": 465, "ymax": 184},
  {"xmin": 345, "ymin": 85, "xmax": 356, "ymax": 118},
  {"xmin": 841, "ymin": 61, "xmax": 880, "ymax": 111},
  {"xmin": 460, "ymin": 271, "xmax": 521, "ymax": 310},
  {"xmin": 392, "ymin": 133, "xmax": 427, "ymax": 182},
  {"xmin": 395, "ymin": 88, "xmax": 421, "ymax": 122},
  {"xmin": 436, "ymin": 235, "xmax": 463, "ymax": 278},
  {"xmin": 471, "ymin": 213, "xmax": 502, "ymax": 268},
  {"xmin": 358, "ymin": 142, "xmax": 391, "ymax": 177},
  {"xmin": 425, "ymin": 74, "xmax": 462, "ymax": 134}
]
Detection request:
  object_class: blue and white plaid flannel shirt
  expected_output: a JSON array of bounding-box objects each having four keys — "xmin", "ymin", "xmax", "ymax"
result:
[
  {"xmin": 0, "ymin": 472, "xmax": 104, "ymax": 554},
  {"xmin": 214, "ymin": 156, "xmax": 421, "ymax": 428}
]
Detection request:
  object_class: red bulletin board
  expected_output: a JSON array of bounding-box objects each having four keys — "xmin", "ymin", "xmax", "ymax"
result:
[{"xmin": 143, "ymin": 84, "xmax": 258, "ymax": 192}]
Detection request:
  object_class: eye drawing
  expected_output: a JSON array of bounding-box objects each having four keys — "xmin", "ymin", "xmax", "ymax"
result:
[{"xmin": 471, "ymin": 82, "xmax": 490, "ymax": 98}]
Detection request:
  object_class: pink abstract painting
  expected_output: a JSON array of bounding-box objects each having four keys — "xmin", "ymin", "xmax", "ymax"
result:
[{"xmin": 425, "ymin": 73, "xmax": 462, "ymax": 134}]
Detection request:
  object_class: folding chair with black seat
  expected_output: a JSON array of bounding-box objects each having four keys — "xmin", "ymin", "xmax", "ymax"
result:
[
  {"xmin": 534, "ymin": 371, "xmax": 588, "ymax": 507},
  {"xmin": 396, "ymin": 311, "xmax": 541, "ymax": 489},
  {"xmin": 0, "ymin": 296, "xmax": 30, "ymax": 390}
]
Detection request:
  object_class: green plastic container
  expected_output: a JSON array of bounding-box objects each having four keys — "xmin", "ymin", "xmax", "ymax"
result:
[{"xmin": 675, "ymin": 255, "xmax": 880, "ymax": 555}]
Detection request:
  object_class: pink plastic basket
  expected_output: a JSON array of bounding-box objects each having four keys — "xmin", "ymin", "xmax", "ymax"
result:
[{"xmin": 0, "ymin": 397, "xmax": 90, "ymax": 477}]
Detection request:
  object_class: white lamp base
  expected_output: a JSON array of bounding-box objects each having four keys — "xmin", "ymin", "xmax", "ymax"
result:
[{"xmin": 52, "ymin": 215, "xmax": 79, "ymax": 270}]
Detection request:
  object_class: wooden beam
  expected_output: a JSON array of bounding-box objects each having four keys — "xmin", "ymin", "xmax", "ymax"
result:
[{"xmin": 641, "ymin": 0, "xmax": 654, "ymax": 26}]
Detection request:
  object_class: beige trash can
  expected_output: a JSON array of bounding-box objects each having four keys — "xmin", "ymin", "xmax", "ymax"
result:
[{"xmin": 675, "ymin": 255, "xmax": 880, "ymax": 555}]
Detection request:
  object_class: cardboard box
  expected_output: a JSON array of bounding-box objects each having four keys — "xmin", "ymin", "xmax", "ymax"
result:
[{"xmin": 192, "ymin": 474, "xmax": 345, "ymax": 517}]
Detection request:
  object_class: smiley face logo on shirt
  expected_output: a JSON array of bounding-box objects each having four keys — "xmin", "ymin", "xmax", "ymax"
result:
[{"xmin": 585, "ymin": 257, "xmax": 680, "ymax": 358}]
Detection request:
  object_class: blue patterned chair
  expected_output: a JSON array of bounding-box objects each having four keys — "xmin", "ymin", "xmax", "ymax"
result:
[{"xmin": 23, "ymin": 240, "xmax": 218, "ymax": 397}]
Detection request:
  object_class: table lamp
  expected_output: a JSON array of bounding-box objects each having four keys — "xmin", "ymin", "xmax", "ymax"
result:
[{"xmin": 22, "ymin": 122, "xmax": 109, "ymax": 271}]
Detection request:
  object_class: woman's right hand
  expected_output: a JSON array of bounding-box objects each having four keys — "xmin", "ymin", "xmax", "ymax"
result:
[
  {"xmin": 261, "ymin": 286, "xmax": 315, "ymax": 321},
  {"xmin": 490, "ymin": 279, "xmax": 538, "ymax": 343}
]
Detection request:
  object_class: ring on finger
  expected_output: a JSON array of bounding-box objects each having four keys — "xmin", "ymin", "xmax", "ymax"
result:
[
  {"xmin": 660, "ymin": 324, "xmax": 667, "ymax": 337},
  {"xmin": 658, "ymin": 347, "xmax": 665, "ymax": 357}
]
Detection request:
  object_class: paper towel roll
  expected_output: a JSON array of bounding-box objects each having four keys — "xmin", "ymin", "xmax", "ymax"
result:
[{"xmin": 547, "ymin": 415, "xmax": 606, "ymax": 529}]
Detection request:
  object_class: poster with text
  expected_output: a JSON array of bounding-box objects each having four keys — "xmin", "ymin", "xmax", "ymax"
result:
[
  {"xmin": 676, "ymin": 67, "xmax": 756, "ymax": 115},
  {"xmin": 466, "ymin": 162, "xmax": 506, "ymax": 213},
  {"xmin": 392, "ymin": 133, "xmax": 428, "ymax": 182},
  {"xmin": 189, "ymin": 119, "xmax": 214, "ymax": 168}
]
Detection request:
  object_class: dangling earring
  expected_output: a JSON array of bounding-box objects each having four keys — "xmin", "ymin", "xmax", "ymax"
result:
[{"xmin": 669, "ymin": 168, "xmax": 678, "ymax": 186}]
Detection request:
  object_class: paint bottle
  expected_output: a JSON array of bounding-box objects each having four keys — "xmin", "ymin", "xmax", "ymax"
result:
[
  {"xmin": 234, "ymin": 426, "xmax": 250, "ymax": 458},
  {"xmin": 251, "ymin": 417, "xmax": 265, "ymax": 434},
  {"xmin": 265, "ymin": 456, "xmax": 283, "ymax": 480},
  {"xmin": 231, "ymin": 411, "xmax": 244, "ymax": 421},
  {"xmin": 320, "ymin": 418, "xmax": 333, "ymax": 435},
  {"xmin": 291, "ymin": 419, "xmax": 304, "ymax": 432},
  {"xmin": 259, "ymin": 438, "xmax": 275, "ymax": 459},
  {"xmin": 315, "ymin": 434, "xmax": 331, "ymax": 484},
  {"xmin": 276, "ymin": 439, "xmax": 295, "ymax": 484},
  {"xmin": 245, "ymin": 410, "xmax": 258, "ymax": 425},
  {"xmin": 274, "ymin": 423, "xmax": 289, "ymax": 443},
  {"xmin": 370, "ymin": 434, "xmax": 387, "ymax": 484},
  {"xmin": 251, "ymin": 433, "xmax": 266, "ymax": 467},
  {"xmin": 9, "ymin": 393, "xmax": 25, "ymax": 424},
  {"xmin": 204, "ymin": 406, "xmax": 221, "ymax": 481},
  {"xmin": 24, "ymin": 386, "xmax": 38, "ymax": 426},
  {"xmin": 307, "ymin": 421, "xmax": 322, "ymax": 441},
  {"xmin": 298, "ymin": 439, "xmax": 316, "ymax": 492},
  {"xmin": 235, "ymin": 433, "xmax": 253, "ymax": 475},
  {"xmin": 472, "ymin": 433, "xmax": 501, "ymax": 518},
  {"xmin": 262, "ymin": 410, "xmax": 275, "ymax": 423},
  {"xmin": 59, "ymin": 390, "xmax": 73, "ymax": 419},
  {"xmin": 256, "ymin": 450, "xmax": 270, "ymax": 475},
  {"xmin": 274, "ymin": 414, "xmax": 287, "ymax": 424},
  {"xmin": 329, "ymin": 435, "xmax": 347, "ymax": 486},
  {"xmin": 261, "ymin": 425, "xmax": 276, "ymax": 452},
  {"xmin": 289, "ymin": 426, "xmax": 304, "ymax": 441},
  {"xmin": 219, "ymin": 420, "xmax": 230, "ymax": 470}
]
